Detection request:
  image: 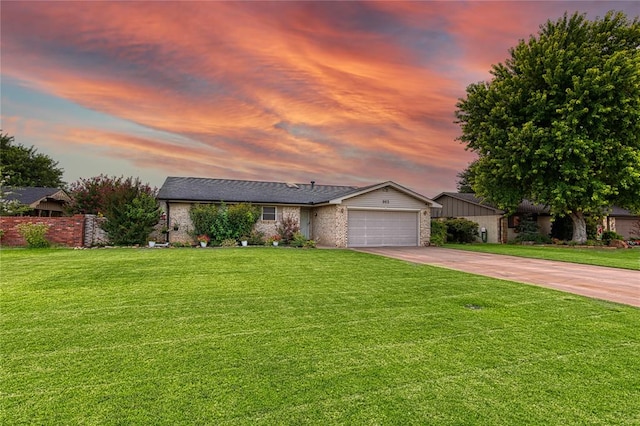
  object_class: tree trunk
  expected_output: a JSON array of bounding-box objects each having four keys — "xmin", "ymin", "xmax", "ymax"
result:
[{"xmin": 569, "ymin": 212, "xmax": 587, "ymax": 244}]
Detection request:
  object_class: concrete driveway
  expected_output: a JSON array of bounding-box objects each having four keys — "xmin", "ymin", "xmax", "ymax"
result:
[{"xmin": 356, "ymin": 247, "xmax": 640, "ymax": 308}]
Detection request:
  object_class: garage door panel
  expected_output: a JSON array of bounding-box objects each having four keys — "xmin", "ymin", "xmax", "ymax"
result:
[{"xmin": 347, "ymin": 210, "xmax": 418, "ymax": 247}]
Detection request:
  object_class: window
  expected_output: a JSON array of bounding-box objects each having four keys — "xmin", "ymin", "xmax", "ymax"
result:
[
  {"xmin": 508, "ymin": 215, "xmax": 521, "ymax": 229},
  {"xmin": 262, "ymin": 206, "xmax": 276, "ymax": 221}
]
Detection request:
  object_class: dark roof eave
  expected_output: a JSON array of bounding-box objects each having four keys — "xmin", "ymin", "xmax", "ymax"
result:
[{"xmin": 160, "ymin": 198, "xmax": 329, "ymax": 206}]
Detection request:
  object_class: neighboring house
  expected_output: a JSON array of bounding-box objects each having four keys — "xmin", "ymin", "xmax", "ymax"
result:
[
  {"xmin": 606, "ymin": 206, "xmax": 640, "ymax": 240},
  {"xmin": 157, "ymin": 177, "xmax": 442, "ymax": 248},
  {"xmin": 431, "ymin": 192, "xmax": 509, "ymax": 243},
  {"xmin": 1, "ymin": 186, "xmax": 71, "ymax": 217},
  {"xmin": 431, "ymin": 192, "xmax": 640, "ymax": 242}
]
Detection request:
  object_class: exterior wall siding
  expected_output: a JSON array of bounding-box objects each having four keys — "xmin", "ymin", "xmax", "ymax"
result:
[
  {"xmin": 164, "ymin": 201, "xmax": 303, "ymax": 244},
  {"xmin": 342, "ymin": 187, "xmax": 426, "ymax": 210},
  {"xmin": 255, "ymin": 206, "xmax": 300, "ymax": 240},
  {"xmin": 311, "ymin": 205, "xmax": 340, "ymax": 247},
  {"xmin": 614, "ymin": 217, "xmax": 639, "ymax": 239},
  {"xmin": 432, "ymin": 196, "xmax": 500, "ymax": 218},
  {"xmin": 451, "ymin": 215, "xmax": 502, "ymax": 244},
  {"xmin": 163, "ymin": 202, "xmax": 193, "ymax": 244}
]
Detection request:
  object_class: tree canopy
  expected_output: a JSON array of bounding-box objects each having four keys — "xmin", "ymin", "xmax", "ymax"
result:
[
  {"xmin": 455, "ymin": 11, "xmax": 640, "ymax": 242},
  {"xmin": 456, "ymin": 160, "xmax": 477, "ymax": 193},
  {"xmin": 67, "ymin": 175, "xmax": 160, "ymax": 245},
  {"xmin": 0, "ymin": 132, "xmax": 65, "ymax": 188}
]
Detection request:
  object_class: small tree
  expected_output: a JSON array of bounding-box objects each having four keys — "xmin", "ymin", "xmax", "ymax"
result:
[{"xmin": 513, "ymin": 214, "xmax": 551, "ymax": 243}]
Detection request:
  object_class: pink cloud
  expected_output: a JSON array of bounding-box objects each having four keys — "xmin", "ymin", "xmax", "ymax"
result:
[{"xmin": 3, "ymin": 1, "xmax": 626, "ymax": 196}]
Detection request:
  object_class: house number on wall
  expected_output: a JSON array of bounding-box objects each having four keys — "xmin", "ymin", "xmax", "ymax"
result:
[{"xmin": 382, "ymin": 199, "xmax": 390, "ymax": 204}]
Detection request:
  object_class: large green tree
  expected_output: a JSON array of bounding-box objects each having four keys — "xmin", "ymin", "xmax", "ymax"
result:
[
  {"xmin": 455, "ymin": 11, "xmax": 640, "ymax": 243},
  {"xmin": 0, "ymin": 132, "xmax": 65, "ymax": 187}
]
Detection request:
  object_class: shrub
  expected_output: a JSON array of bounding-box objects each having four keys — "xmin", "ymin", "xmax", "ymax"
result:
[
  {"xmin": 170, "ymin": 241, "xmax": 191, "ymax": 248},
  {"xmin": 211, "ymin": 204, "xmax": 234, "ymax": 244},
  {"xmin": 430, "ymin": 220, "xmax": 446, "ymax": 246},
  {"xmin": 276, "ymin": 215, "xmax": 300, "ymax": 245},
  {"xmin": 227, "ymin": 203, "xmax": 260, "ymax": 240},
  {"xmin": 246, "ymin": 229, "xmax": 265, "ymax": 246},
  {"xmin": 303, "ymin": 239, "xmax": 317, "ymax": 248},
  {"xmin": 190, "ymin": 202, "xmax": 260, "ymax": 246},
  {"xmin": 601, "ymin": 230, "xmax": 624, "ymax": 244},
  {"xmin": 220, "ymin": 238, "xmax": 238, "ymax": 247},
  {"xmin": 513, "ymin": 214, "xmax": 551, "ymax": 244},
  {"xmin": 17, "ymin": 222, "xmax": 50, "ymax": 248},
  {"xmin": 585, "ymin": 216, "xmax": 601, "ymax": 240},
  {"xmin": 290, "ymin": 232, "xmax": 309, "ymax": 248},
  {"xmin": 189, "ymin": 204, "xmax": 218, "ymax": 239},
  {"xmin": 443, "ymin": 218, "xmax": 479, "ymax": 243},
  {"xmin": 101, "ymin": 191, "xmax": 161, "ymax": 245}
]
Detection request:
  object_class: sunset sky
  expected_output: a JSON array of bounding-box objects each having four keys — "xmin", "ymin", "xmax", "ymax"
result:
[{"xmin": 2, "ymin": 1, "xmax": 638, "ymax": 197}]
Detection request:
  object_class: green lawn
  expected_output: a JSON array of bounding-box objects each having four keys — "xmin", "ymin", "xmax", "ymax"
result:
[
  {"xmin": 2, "ymin": 248, "xmax": 639, "ymax": 425},
  {"xmin": 444, "ymin": 243, "xmax": 640, "ymax": 270}
]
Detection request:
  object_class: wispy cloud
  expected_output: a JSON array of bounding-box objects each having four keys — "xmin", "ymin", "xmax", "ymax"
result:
[{"xmin": 1, "ymin": 1, "xmax": 636, "ymax": 194}]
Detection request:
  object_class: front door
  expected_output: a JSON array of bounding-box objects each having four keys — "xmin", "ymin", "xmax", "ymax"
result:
[{"xmin": 300, "ymin": 209, "xmax": 311, "ymax": 238}]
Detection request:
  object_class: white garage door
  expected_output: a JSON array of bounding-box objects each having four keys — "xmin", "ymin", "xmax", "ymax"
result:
[{"xmin": 347, "ymin": 210, "xmax": 418, "ymax": 247}]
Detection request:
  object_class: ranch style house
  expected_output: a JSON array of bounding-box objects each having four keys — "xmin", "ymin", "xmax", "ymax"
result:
[{"xmin": 157, "ymin": 177, "xmax": 442, "ymax": 248}]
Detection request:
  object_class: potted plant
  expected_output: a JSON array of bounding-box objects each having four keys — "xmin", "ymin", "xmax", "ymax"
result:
[
  {"xmin": 240, "ymin": 235, "xmax": 249, "ymax": 247},
  {"xmin": 172, "ymin": 221, "xmax": 180, "ymax": 231},
  {"xmin": 197, "ymin": 234, "xmax": 210, "ymax": 247},
  {"xmin": 148, "ymin": 240, "xmax": 156, "ymax": 248},
  {"xmin": 269, "ymin": 234, "xmax": 281, "ymax": 246}
]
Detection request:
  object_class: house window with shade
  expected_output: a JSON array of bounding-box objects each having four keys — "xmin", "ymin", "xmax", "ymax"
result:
[{"xmin": 262, "ymin": 206, "xmax": 276, "ymax": 221}]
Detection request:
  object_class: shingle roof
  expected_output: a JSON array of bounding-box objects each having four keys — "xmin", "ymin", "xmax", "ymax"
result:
[
  {"xmin": 432, "ymin": 192, "xmax": 550, "ymax": 214},
  {"xmin": 156, "ymin": 177, "xmax": 359, "ymax": 205},
  {"xmin": 432, "ymin": 192, "xmax": 503, "ymax": 213},
  {"xmin": 2, "ymin": 187, "xmax": 69, "ymax": 206},
  {"xmin": 608, "ymin": 206, "xmax": 638, "ymax": 217}
]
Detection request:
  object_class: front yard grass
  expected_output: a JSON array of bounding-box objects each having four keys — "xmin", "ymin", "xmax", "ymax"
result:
[
  {"xmin": 2, "ymin": 248, "xmax": 639, "ymax": 424},
  {"xmin": 444, "ymin": 243, "xmax": 640, "ymax": 270}
]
